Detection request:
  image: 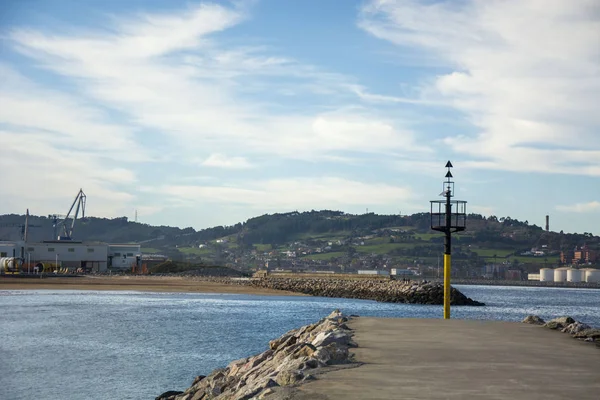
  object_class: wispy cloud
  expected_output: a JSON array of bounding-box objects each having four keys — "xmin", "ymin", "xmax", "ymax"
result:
[
  {"xmin": 144, "ymin": 177, "xmax": 415, "ymax": 211},
  {"xmin": 0, "ymin": 1, "xmax": 430, "ymax": 221},
  {"xmin": 199, "ymin": 154, "xmax": 254, "ymax": 169},
  {"xmin": 556, "ymin": 201, "xmax": 600, "ymax": 213},
  {"xmin": 4, "ymin": 2, "xmax": 431, "ymax": 162},
  {"xmin": 359, "ymin": 0, "xmax": 600, "ymax": 176}
]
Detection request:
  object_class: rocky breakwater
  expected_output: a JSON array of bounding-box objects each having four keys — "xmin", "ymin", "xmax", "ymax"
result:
[
  {"xmin": 522, "ymin": 315, "xmax": 600, "ymax": 345},
  {"xmin": 156, "ymin": 310, "xmax": 358, "ymax": 400},
  {"xmin": 251, "ymin": 277, "xmax": 484, "ymax": 306}
]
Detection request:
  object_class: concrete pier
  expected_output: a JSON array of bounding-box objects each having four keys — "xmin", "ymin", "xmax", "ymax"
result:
[{"xmin": 293, "ymin": 318, "xmax": 600, "ymax": 400}]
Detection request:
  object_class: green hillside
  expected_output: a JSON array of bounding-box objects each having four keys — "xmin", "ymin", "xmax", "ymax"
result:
[{"xmin": 1, "ymin": 210, "xmax": 598, "ymax": 274}]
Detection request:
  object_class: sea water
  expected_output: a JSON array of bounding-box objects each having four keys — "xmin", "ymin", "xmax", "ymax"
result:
[{"xmin": 1, "ymin": 285, "xmax": 599, "ymax": 400}]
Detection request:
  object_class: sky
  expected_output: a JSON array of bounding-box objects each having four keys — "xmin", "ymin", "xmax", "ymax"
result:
[{"xmin": 0, "ymin": 0, "xmax": 599, "ymax": 234}]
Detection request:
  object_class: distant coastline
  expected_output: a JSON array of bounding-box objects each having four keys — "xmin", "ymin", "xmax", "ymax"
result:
[
  {"xmin": 451, "ymin": 279, "xmax": 600, "ymax": 289},
  {"xmin": 0, "ymin": 275, "xmax": 305, "ymax": 296}
]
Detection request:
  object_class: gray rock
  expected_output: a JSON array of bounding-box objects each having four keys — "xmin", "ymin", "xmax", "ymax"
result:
[
  {"xmin": 561, "ymin": 322, "xmax": 591, "ymax": 334},
  {"xmin": 543, "ymin": 321, "xmax": 563, "ymax": 330},
  {"xmin": 311, "ymin": 330, "xmax": 351, "ymax": 347},
  {"xmin": 522, "ymin": 315, "xmax": 545, "ymax": 325},
  {"xmin": 156, "ymin": 390, "xmax": 183, "ymax": 400},
  {"xmin": 549, "ymin": 316, "xmax": 576, "ymax": 325},
  {"xmin": 238, "ymin": 378, "xmax": 279, "ymax": 400},
  {"xmin": 160, "ymin": 310, "xmax": 358, "ymax": 400},
  {"xmin": 191, "ymin": 375, "xmax": 206, "ymax": 385},
  {"xmin": 323, "ymin": 343, "xmax": 349, "ymax": 364},
  {"xmin": 269, "ymin": 334, "xmax": 296, "ymax": 351},
  {"xmin": 276, "ymin": 370, "xmax": 304, "ymax": 386},
  {"xmin": 573, "ymin": 328, "xmax": 600, "ymax": 340}
]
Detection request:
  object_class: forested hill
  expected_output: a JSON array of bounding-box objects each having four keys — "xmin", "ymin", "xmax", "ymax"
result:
[{"xmin": 0, "ymin": 210, "xmax": 597, "ymax": 256}]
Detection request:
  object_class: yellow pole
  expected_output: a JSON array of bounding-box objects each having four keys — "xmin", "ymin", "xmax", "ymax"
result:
[{"xmin": 444, "ymin": 253, "xmax": 451, "ymax": 319}]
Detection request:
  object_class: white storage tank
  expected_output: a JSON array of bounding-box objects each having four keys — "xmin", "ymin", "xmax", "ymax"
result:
[
  {"xmin": 586, "ymin": 269, "xmax": 600, "ymax": 283},
  {"xmin": 554, "ymin": 268, "xmax": 568, "ymax": 282},
  {"xmin": 539, "ymin": 268, "xmax": 553, "ymax": 282},
  {"xmin": 567, "ymin": 269, "xmax": 584, "ymax": 283}
]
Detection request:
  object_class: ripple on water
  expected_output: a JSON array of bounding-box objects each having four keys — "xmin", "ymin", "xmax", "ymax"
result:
[{"xmin": 0, "ymin": 286, "xmax": 598, "ymax": 400}]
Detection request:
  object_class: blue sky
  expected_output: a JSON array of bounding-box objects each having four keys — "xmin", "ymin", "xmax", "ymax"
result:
[{"xmin": 0, "ymin": 0, "xmax": 599, "ymax": 234}]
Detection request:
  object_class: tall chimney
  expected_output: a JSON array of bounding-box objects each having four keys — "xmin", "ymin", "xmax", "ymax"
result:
[{"xmin": 545, "ymin": 215, "xmax": 549, "ymax": 232}]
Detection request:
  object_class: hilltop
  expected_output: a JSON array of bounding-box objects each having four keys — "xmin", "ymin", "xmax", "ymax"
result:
[{"xmin": 1, "ymin": 210, "xmax": 598, "ymax": 276}]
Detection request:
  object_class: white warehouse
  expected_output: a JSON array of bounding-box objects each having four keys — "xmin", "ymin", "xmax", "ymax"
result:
[
  {"xmin": 108, "ymin": 244, "xmax": 142, "ymax": 270},
  {"xmin": 357, "ymin": 270, "xmax": 390, "ymax": 276},
  {"xmin": 24, "ymin": 241, "xmax": 108, "ymax": 272},
  {"xmin": 1, "ymin": 240, "xmax": 141, "ymax": 273}
]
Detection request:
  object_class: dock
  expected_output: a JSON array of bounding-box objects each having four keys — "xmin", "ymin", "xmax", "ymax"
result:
[{"xmin": 293, "ymin": 318, "xmax": 600, "ymax": 400}]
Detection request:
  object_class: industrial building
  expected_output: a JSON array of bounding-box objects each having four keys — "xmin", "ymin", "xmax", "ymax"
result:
[
  {"xmin": 358, "ymin": 270, "xmax": 390, "ymax": 276},
  {"xmin": 1, "ymin": 239, "xmax": 141, "ymax": 274},
  {"xmin": 1, "ymin": 189, "xmax": 143, "ymax": 275}
]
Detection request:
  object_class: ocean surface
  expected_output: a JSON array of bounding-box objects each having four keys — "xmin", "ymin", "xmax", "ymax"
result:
[{"xmin": 1, "ymin": 285, "xmax": 599, "ymax": 400}]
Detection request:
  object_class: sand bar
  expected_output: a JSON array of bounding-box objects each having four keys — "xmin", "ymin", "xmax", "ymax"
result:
[
  {"xmin": 0, "ymin": 276, "xmax": 305, "ymax": 296},
  {"xmin": 293, "ymin": 318, "xmax": 600, "ymax": 400}
]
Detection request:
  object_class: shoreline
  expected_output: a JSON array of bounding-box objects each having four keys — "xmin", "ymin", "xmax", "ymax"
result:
[
  {"xmin": 0, "ymin": 276, "xmax": 306, "ymax": 297},
  {"xmin": 159, "ymin": 312, "xmax": 600, "ymax": 400},
  {"xmin": 450, "ymin": 278, "xmax": 600, "ymax": 289}
]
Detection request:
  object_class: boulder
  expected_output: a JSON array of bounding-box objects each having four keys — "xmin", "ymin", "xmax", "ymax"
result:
[
  {"xmin": 311, "ymin": 330, "xmax": 352, "ymax": 347},
  {"xmin": 238, "ymin": 378, "xmax": 279, "ymax": 400},
  {"xmin": 543, "ymin": 321, "xmax": 563, "ymax": 330},
  {"xmin": 323, "ymin": 343, "xmax": 349, "ymax": 364},
  {"xmin": 573, "ymin": 328, "xmax": 600, "ymax": 340},
  {"xmin": 312, "ymin": 347, "xmax": 331, "ymax": 365},
  {"xmin": 160, "ymin": 310, "xmax": 357, "ymax": 400},
  {"xmin": 522, "ymin": 315, "xmax": 545, "ymax": 325},
  {"xmin": 291, "ymin": 343, "xmax": 316, "ymax": 359},
  {"xmin": 550, "ymin": 316, "xmax": 576, "ymax": 325},
  {"xmin": 276, "ymin": 370, "xmax": 304, "ymax": 386},
  {"xmin": 191, "ymin": 375, "xmax": 206, "ymax": 386},
  {"xmin": 561, "ymin": 322, "xmax": 591, "ymax": 335},
  {"xmin": 190, "ymin": 391, "xmax": 204, "ymax": 400},
  {"xmin": 156, "ymin": 390, "xmax": 183, "ymax": 400},
  {"xmin": 269, "ymin": 334, "xmax": 296, "ymax": 351}
]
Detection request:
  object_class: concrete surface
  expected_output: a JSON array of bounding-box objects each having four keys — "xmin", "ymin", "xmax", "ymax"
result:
[{"xmin": 293, "ymin": 318, "xmax": 600, "ymax": 400}]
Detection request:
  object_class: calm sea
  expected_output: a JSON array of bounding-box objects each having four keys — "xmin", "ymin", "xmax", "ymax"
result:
[{"xmin": 1, "ymin": 285, "xmax": 599, "ymax": 400}]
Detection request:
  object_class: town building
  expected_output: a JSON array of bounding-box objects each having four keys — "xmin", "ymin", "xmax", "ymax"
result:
[{"xmin": 573, "ymin": 245, "xmax": 597, "ymax": 264}]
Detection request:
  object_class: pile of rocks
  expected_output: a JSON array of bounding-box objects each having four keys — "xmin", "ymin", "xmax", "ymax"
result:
[
  {"xmin": 522, "ymin": 315, "xmax": 600, "ymax": 343},
  {"xmin": 250, "ymin": 278, "xmax": 484, "ymax": 306},
  {"xmin": 156, "ymin": 310, "xmax": 358, "ymax": 400}
]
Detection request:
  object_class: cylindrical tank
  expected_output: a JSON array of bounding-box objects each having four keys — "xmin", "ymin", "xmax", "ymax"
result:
[
  {"xmin": 554, "ymin": 268, "xmax": 568, "ymax": 282},
  {"xmin": 586, "ymin": 269, "xmax": 600, "ymax": 283},
  {"xmin": 538, "ymin": 268, "xmax": 553, "ymax": 282},
  {"xmin": 0, "ymin": 257, "xmax": 20, "ymax": 273},
  {"xmin": 539, "ymin": 268, "xmax": 553, "ymax": 282},
  {"xmin": 567, "ymin": 269, "xmax": 584, "ymax": 283}
]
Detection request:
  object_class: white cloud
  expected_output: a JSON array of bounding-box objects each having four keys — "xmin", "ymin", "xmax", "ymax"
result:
[
  {"xmin": 200, "ymin": 154, "xmax": 254, "ymax": 169},
  {"xmin": 0, "ymin": 2, "xmax": 429, "ymax": 223},
  {"xmin": 359, "ymin": 0, "xmax": 600, "ymax": 176},
  {"xmin": 4, "ymin": 2, "xmax": 428, "ymax": 163},
  {"xmin": 556, "ymin": 201, "xmax": 600, "ymax": 213},
  {"xmin": 144, "ymin": 177, "xmax": 414, "ymax": 211}
]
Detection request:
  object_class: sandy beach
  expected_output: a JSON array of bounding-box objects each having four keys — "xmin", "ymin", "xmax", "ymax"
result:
[{"xmin": 0, "ymin": 275, "xmax": 305, "ymax": 296}]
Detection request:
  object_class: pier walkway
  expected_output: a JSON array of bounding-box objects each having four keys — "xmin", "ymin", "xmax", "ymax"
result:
[{"xmin": 293, "ymin": 318, "xmax": 600, "ymax": 400}]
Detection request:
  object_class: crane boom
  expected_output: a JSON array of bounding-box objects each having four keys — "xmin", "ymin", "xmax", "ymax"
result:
[{"xmin": 57, "ymin": 189, "xmax": 86, "ymax": 240}]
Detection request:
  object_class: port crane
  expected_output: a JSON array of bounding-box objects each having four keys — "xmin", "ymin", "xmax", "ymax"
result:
[
  {"xmin": 49, "ymin": 189, "xmax": 87, "ymax": 240},
  {"xmin": 0, "ymin": 209, "xmax": 42, "ymax": 241}
]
